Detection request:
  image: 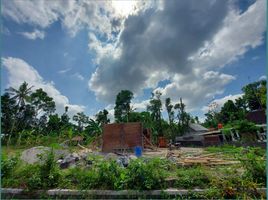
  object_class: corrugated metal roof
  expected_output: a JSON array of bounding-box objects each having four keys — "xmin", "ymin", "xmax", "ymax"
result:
[{"xmin": 189, "ymin": 123, "xmax": 208, "ymax": 132}]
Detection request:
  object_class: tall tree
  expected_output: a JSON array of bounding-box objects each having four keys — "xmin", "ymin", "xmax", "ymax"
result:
[
  {"xmin": 6, "ymin": 82, "xmax": 33, "ymax": 143},
  {"xmin": 47, "ymin": 114, "xmax": 61, "ymax": 133},
  {"xmin": 1, "ymin": 93, "xmax": 17, "ymax": 139},
  {"xmin": 95, "ymin": 109, "xmax": 110, "ymax": 125},
  {"xmin": 30, "ymin": 88, "xmax": 56, "ymax": 117},
  {"xmin": 218, "ymin": 100, "xmax": 239, "ymax": 124},
  {"xmin": 174, "ymin": 98, "xmax": 190, "ymax": 135},
  {"xmin": 242, "ymin": 80, "xmax": 266, "ymax": 111},
  {"xmin": 6, "ymin": 81, "xmax": 33, "ymax": 109},
  {"xmin": 73, "ymin": 112, "xmax": 89, "ymax": 132},
  {"xmin": 61, "ymin": 106, "xmax": 70, "ymax": 127},
  {"xmin": 147, "ymin": 91, "xmax": 163, "ymax": 136},
  {"xmin": 165, "ymin": 97, "xmax": 174, "ymax": 124},
  {"xmin": 114, "ymin": 90, "xmax": 133, "ymax": 122}
]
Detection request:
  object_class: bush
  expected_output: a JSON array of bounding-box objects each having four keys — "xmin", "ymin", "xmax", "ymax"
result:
[
  {"xmin": 210, "ymin": 169, "xmax": 263, "ymax": 199},
  {"xmin": 239, "ymin": 148, "xmax": 266, "ymax": 184},
  {"xmin": 17, "ymin": 149, "xmax": 62, "ymax": 190},
  {"xmin": 1, "ymin": 154, "xmax": 18, "ymax": 178},
  {"xmin": 122, "ymin": 158, "xmax": 167, "ymax": 190},
  {"xmin": 176, "ymin": 166, "xmax": 211, "ymax": 189},
  {"xmin": 65, "ymin": 160, "xmax": 123, "ymax": 190},
  {"xmin": 39, "ymin": 149, "xmax": 61, "ymax": 188}
]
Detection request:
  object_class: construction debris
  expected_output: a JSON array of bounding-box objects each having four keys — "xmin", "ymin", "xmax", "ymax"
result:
[{"xmin": 163, "ymin": 149, "xmax": 239, "ymax": 166}]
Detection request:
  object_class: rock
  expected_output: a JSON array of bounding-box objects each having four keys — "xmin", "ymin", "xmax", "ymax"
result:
[
  {"xmin": 54, "ymin": 150, "xmax": 70, "ymax": 159},
  {"xmin": 129, "ymin": 155, "xmax": 137, "ymax": 160},
  {"xmin": 105, "ymin": 153, "xmax": 118, "ymax": 160},
  {"xmin": 117, "ymin": 156, "xmax": 130, "ymax": 167},
  {"xmin": 80, "ymin": 152, "xmax": 88, "ymax": 160},
  {"xmin": 57, "ymin": 159, "xmax": 63, "ymax": 164},
  {"xmin": 59, "ymin": 152, "xmax": 81, "ymax": 169},
  {"xmin": 21, "ymin": 146, "xmax": 50, "ymax": 164}
]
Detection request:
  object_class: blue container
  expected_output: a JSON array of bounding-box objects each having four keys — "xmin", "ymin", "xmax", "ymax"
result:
[{"xmin": 134, "ymin": 146, "xmax": 142, "ymax": 157}]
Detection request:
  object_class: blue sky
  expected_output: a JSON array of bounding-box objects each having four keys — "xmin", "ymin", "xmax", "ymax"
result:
[{"xmin": 1, "ymin": 0, "xmax": 266, "ymax": 121}]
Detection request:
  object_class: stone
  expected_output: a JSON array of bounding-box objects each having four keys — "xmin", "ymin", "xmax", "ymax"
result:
[
  {"xmin": 20, "ymin": 146, "xmax": 50, "ymax": 164},
  {"xmin": 105, "ymin": 153, "xmax": 118, "ymax": 160},
  {"xmin": 116, "ymin": 156, "xmax": 130, "ymax": 167},
  {"xmin": 129, "ymin": 155, "xmax": 137, "ymax": 160}
]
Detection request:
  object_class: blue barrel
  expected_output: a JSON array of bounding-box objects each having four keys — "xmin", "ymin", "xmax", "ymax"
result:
[{"xmin": 134, "ymin": 146, "xmax": 142, "ymax": 157}]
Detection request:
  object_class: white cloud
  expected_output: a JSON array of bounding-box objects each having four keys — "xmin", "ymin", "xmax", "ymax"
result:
[
  {"xmin": 132, "ymin": 100, "xmax": 150, "ymax": 112},
  {"xmin": 2, "ymin": 57, "xmax": 85, "ymax": 117},
  {"xmin": 72, "ymin": 73, "xmax": 85, "ymax": 81},
  {"xmin": 201, "ymin": 93, "xmax": 243, "ymax": 113},
  {"xmin": 156, "ymin": 71, "xmax": 236, "ymax": 112},
  {"xmin": 88, "ymin": 0, "xmax": 265, "ymax": 116},
  {"xmin": 58, "ymin": 68, "xmax": 72, "ymax": 74},
  {"xmin": 19, "ymin": 29, "xmax": 45, "ymax": 40},
  {"xmin": 2, "ymin": 0, "xmax": 131, "ymax": 39},
  {"xmin": 191, "ymin": 0, "xmax": 266, "ymax": 69},
  {"xmin": 3, "ymin": 0, "xmax": 266, "ymax": 118},
  {"xmin": 259, "ymin": 75, "xmax": 267, "ymax": 80}
]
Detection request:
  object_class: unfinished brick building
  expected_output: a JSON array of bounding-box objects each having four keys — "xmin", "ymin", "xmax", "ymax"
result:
[{"xmin": 102, "ymin": 122, "xmax": 152, "ymax": 152}]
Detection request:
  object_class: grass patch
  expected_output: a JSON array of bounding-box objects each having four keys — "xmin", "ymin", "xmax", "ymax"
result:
[
  {"xmin": 205, "ymin": 144, "xmax": 243, "ymax": 155},
  {"xmin": 175, "ymin": 166, "xmax": 211, "ymax": 189}
]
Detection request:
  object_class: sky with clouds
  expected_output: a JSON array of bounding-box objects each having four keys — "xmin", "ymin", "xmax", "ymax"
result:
[{"xmin": 1, "ymin": 0, "xmax": 266, "ymax": 122}]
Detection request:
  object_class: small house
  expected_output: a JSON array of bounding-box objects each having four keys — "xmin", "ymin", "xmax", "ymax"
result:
[{"xmin": 175, "ymin": 123, "xmax": 208, "ymax": 146}]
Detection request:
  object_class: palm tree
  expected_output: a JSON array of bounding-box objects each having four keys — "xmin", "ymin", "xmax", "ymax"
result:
[
  {"xmin": 6, "ymin": 82, "xmax": 33, "ymax": 145},
  {"xmin": 6, "ymin": 81, "xmax": 33, "ymax": 109}
]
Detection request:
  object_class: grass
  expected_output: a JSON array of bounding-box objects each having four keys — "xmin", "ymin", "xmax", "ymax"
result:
[
  {"xmin": 205, "ymin": 144, "xmax": 243, "ymax": 155},
  {"xmin": 1, "ymin": 140, "xmax": 266, "ymax": 199}
]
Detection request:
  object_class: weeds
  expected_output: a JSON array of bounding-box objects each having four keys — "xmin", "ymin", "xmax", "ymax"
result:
[
  {"xmin": 1, "ymin": 154, "xmax": 19, "ymax": 178},
  {"xmin": 176, "ymin": 166, "xmax": 211, "ymax": 189},
  {"xmin": 239, "ymin": 148, "xmax": 266, "ymax": 184}
]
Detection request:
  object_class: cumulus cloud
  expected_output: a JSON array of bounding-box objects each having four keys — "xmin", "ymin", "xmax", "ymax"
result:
[
  {"xmin": 88, "ymin": 0, "xmax": 265, "ymax": 113},
  {"xmin": 19, "ymin": 29, "xmax": 45, "ymax": 40},
  {"xmin": 2, "ymin": 57, "xmax": 85, "ymax": 117},
  {"xmin": 3, "ymin": 0, "xmax": 266, "ymax": 117},
  {"xmin": 191, "ymin": 0, "xmax": 266, "ymax": 69},
  {"xmin": 2, "ymin": 0, "xmax": 129, "ymax": 39},
  {"xmin": 201, "ymin": 93, "xmax": 243, "ymax": 113},
  {"xmin": 156, "ymin": 71, "xmax": 236, "ymax": 112},
  {"xmin": 89, "ymin": 0, "xmax": 230, "ymax": 102}
]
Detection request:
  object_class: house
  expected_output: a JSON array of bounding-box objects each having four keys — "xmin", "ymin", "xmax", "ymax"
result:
[
  {"xmin": 185, "ymin": 123, "xmax": 208, "ymax": 135},
  {"xmin": 175, "ymin": 123, "xmax": 208, "ymax": 146},
  {"xmin": 102, "ymin": 122, "xmax": 152, "ymax": 152},
  {"xmin": 246, "ymin": 109, "xmax": 266, "ymax": 124}
]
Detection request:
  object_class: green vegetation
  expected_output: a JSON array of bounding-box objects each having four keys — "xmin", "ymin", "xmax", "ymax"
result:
[
  {"xmin": 2, "ymin": 79, "xmax": 265, "ymax": 146},
  {"xmin": 2, "ymin": 146, "xmax": 266, "ymax": 198},
  {"xmin": 176, "ymin": 166, "xmax": 211, "ymax": 189},
  {"xmin": 203, "ymin": 79, "xmax": 266, "ymax": 129},
  {"xmin": 1, "ymin": 80, "xmax": 266, "ymax": 199}
]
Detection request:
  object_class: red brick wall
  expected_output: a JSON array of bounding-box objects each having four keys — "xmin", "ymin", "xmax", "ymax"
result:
[{"xmin": 102, "ymin": 122, "xmax": 143, "ymax": 152}]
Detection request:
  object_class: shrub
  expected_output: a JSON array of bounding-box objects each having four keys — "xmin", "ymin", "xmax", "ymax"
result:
[
  {"xmin": 1, "ymin": 154, "xmax": 18, "ymax": 178},
  {"xmin": 67, "ymin": 160, "xmax": 123, "ymax": 190},
  {"xmin": 176, "ymin": 166, "xmax": 211, "ymax": 189},
  {"xmin": 39, "ymin": 149, "xmax": 61, "ymax": 188},
  {"xmin": 210, "ymin": 170, "xmax": 263, "ymax": 199},
  {"xmin": 122, "ymin": 158, "xmax": 167, "ymax": 190},
  {"xmin": 17, "ymin": 149, "xmax": 62, "ymax": 190},
  {"xmin": 239, "ymin": 149, "xmax": 266, "ymax": 184}
]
